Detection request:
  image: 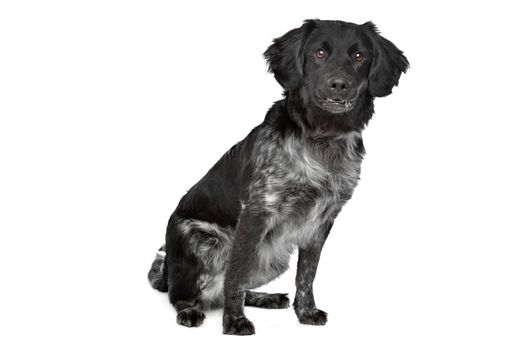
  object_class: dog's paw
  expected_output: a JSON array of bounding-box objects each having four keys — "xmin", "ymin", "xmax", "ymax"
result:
[
  {"xmin": 247, "ymin": 292, "xmax": 290, "ymax": 309},
  {"xmin": 263, "ymin": 293, "xmax": 290, "ymax": 309},
  {"xmin": 223, "ymin": 315, "xmax": 256, "ymax": 335},
  {"xmin": 296, "ymin": 308, "xmax": 328, "ymax": 325},
  {"xmin": 176, "ymin": 308, "xmax": 205, "ymax": 327}
]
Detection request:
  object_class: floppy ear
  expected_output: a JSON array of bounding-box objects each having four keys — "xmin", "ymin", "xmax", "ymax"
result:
[
  {"xmin": 264, "ymin": 20, "xmax": 317, "ymax": 90},
  {"xmin": 363, "ymin": 22, "xmax": 409, "ymax": 97}
]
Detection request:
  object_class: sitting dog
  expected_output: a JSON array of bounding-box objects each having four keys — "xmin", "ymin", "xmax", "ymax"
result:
[{"xmin": 148, "ymin": 19, "xmax": 408, "ymax": 335}]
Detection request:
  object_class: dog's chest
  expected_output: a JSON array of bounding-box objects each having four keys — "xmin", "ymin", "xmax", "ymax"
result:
[
  {"xmin": 248, "ymin": 132, "xmax": 363, "ymax": 288},
  {"xmin": 258, "ymin": 132, "xmax": 363, "ymax": 244}
]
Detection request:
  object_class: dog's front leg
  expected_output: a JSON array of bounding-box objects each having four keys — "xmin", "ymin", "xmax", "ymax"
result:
[
  {"xmin": 222, "ymin": 208, "xmax": 266, "ymax": 336},
  {"xmin": 294, "ymin": 221, "xmax": 333, "ymax": 325}
]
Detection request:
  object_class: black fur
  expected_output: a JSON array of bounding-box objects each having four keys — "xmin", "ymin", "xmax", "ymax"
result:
[
  {"xmin": 148, "ymin": 19, "xmax": 408, "ymax": 335},
  {"xmin": 245, "ymin": 291, "xmax": 290, "ymax": 309},
  {"xmin": 148, "ymin": 245, "xmax": 168, "ymax": 292}
]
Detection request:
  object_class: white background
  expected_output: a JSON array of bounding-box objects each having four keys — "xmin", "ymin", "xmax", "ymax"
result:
[{"xmin": 1, "ymin": 0, "xmax": 524, "ymax": 349}]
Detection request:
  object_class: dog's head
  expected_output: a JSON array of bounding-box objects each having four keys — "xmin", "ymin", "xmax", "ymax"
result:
[{"xmin": 264, "ymin": 20, "xmax": 408, "ymax": 128}]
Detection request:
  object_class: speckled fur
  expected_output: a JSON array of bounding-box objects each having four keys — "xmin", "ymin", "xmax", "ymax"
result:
[
  {"xmin": 158, "ymin": 130, "xmax": 363, "ymax": 309},
  {"xmin": 147, "ymin": 19, "xmax": 408, "ymax": 335}
]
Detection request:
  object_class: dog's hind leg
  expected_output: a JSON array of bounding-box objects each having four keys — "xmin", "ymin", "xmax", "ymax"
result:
[
  {"xmin": 245, "ymin": 291, "xmax": 290, "ymax": 309},
  {"xmin": 165, "ymin": 215, "xmax": 207, "ymax": 327},
  {"xmin": 168, "ymin": 280, "xmax": 206, "ymax": 327}
]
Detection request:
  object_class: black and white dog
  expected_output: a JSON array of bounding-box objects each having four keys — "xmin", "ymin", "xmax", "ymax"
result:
[{"xmin": 148, "ymin": 19, "xmax": 408, "ymax": 335}]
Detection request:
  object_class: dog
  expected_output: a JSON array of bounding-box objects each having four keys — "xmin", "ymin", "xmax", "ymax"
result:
[{"xmin": 148, "ymin": 19, "xmax": 408, "ymax": 335}]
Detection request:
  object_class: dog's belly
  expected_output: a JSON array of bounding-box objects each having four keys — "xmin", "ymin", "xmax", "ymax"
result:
[
  {"xmin": 247, "ymin": 196, "xmax": 335, "ymax": 289},
  {"xmin": 181, "ymin": 180, "xmax": 348, "ymax": 300},
  {"xmin": 248, "ymin": 232, "xmax": 294, "ymax": 289}
]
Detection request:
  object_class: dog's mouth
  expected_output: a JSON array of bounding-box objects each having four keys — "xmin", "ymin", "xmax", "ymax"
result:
[{"xmin": 318, "ymin": 98, "xmax": 355, "ymax": 114}]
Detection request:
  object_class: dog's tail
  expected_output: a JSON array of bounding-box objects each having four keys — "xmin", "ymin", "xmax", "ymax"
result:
[{"xmin": 148, "ymin": 245, "xmax": 168, "ymax": 292}]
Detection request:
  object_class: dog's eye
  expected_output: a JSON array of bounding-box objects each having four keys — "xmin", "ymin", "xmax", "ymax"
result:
[
  {"xmin": 353, "ymin": 52, "xmax": 365, "ymax": 62},
  {"xmin": 315, "ymin": 49, "xmax": 327, "ymax": 59}
]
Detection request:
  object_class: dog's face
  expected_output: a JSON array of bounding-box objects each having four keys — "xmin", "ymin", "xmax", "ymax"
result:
[
  {"xmin": 302, "ymin": 23, "xmax": 374, "ymax": 114},
  {"xmin": 265, "ymin": 20, "xmax": 408, "ymax": 117}
]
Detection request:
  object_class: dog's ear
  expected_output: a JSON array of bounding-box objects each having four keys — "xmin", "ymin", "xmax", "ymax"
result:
[
  {"xmin": 264, "ymin": 20, "xmax": 317, "ymax": 90},
  {"xmin": 362, "ymin": 22, "xmax": 409, "ymax": 97}
]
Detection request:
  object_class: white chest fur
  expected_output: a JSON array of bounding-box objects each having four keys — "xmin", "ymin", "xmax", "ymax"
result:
[{"xmin": 248, "ymin": 131, "xmax": 364, "ymax": 288}]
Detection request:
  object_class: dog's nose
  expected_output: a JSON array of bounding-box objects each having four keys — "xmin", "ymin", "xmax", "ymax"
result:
[{"xmin": 327, "ymin": 77, "xmax": 351, "ymax": 97}]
